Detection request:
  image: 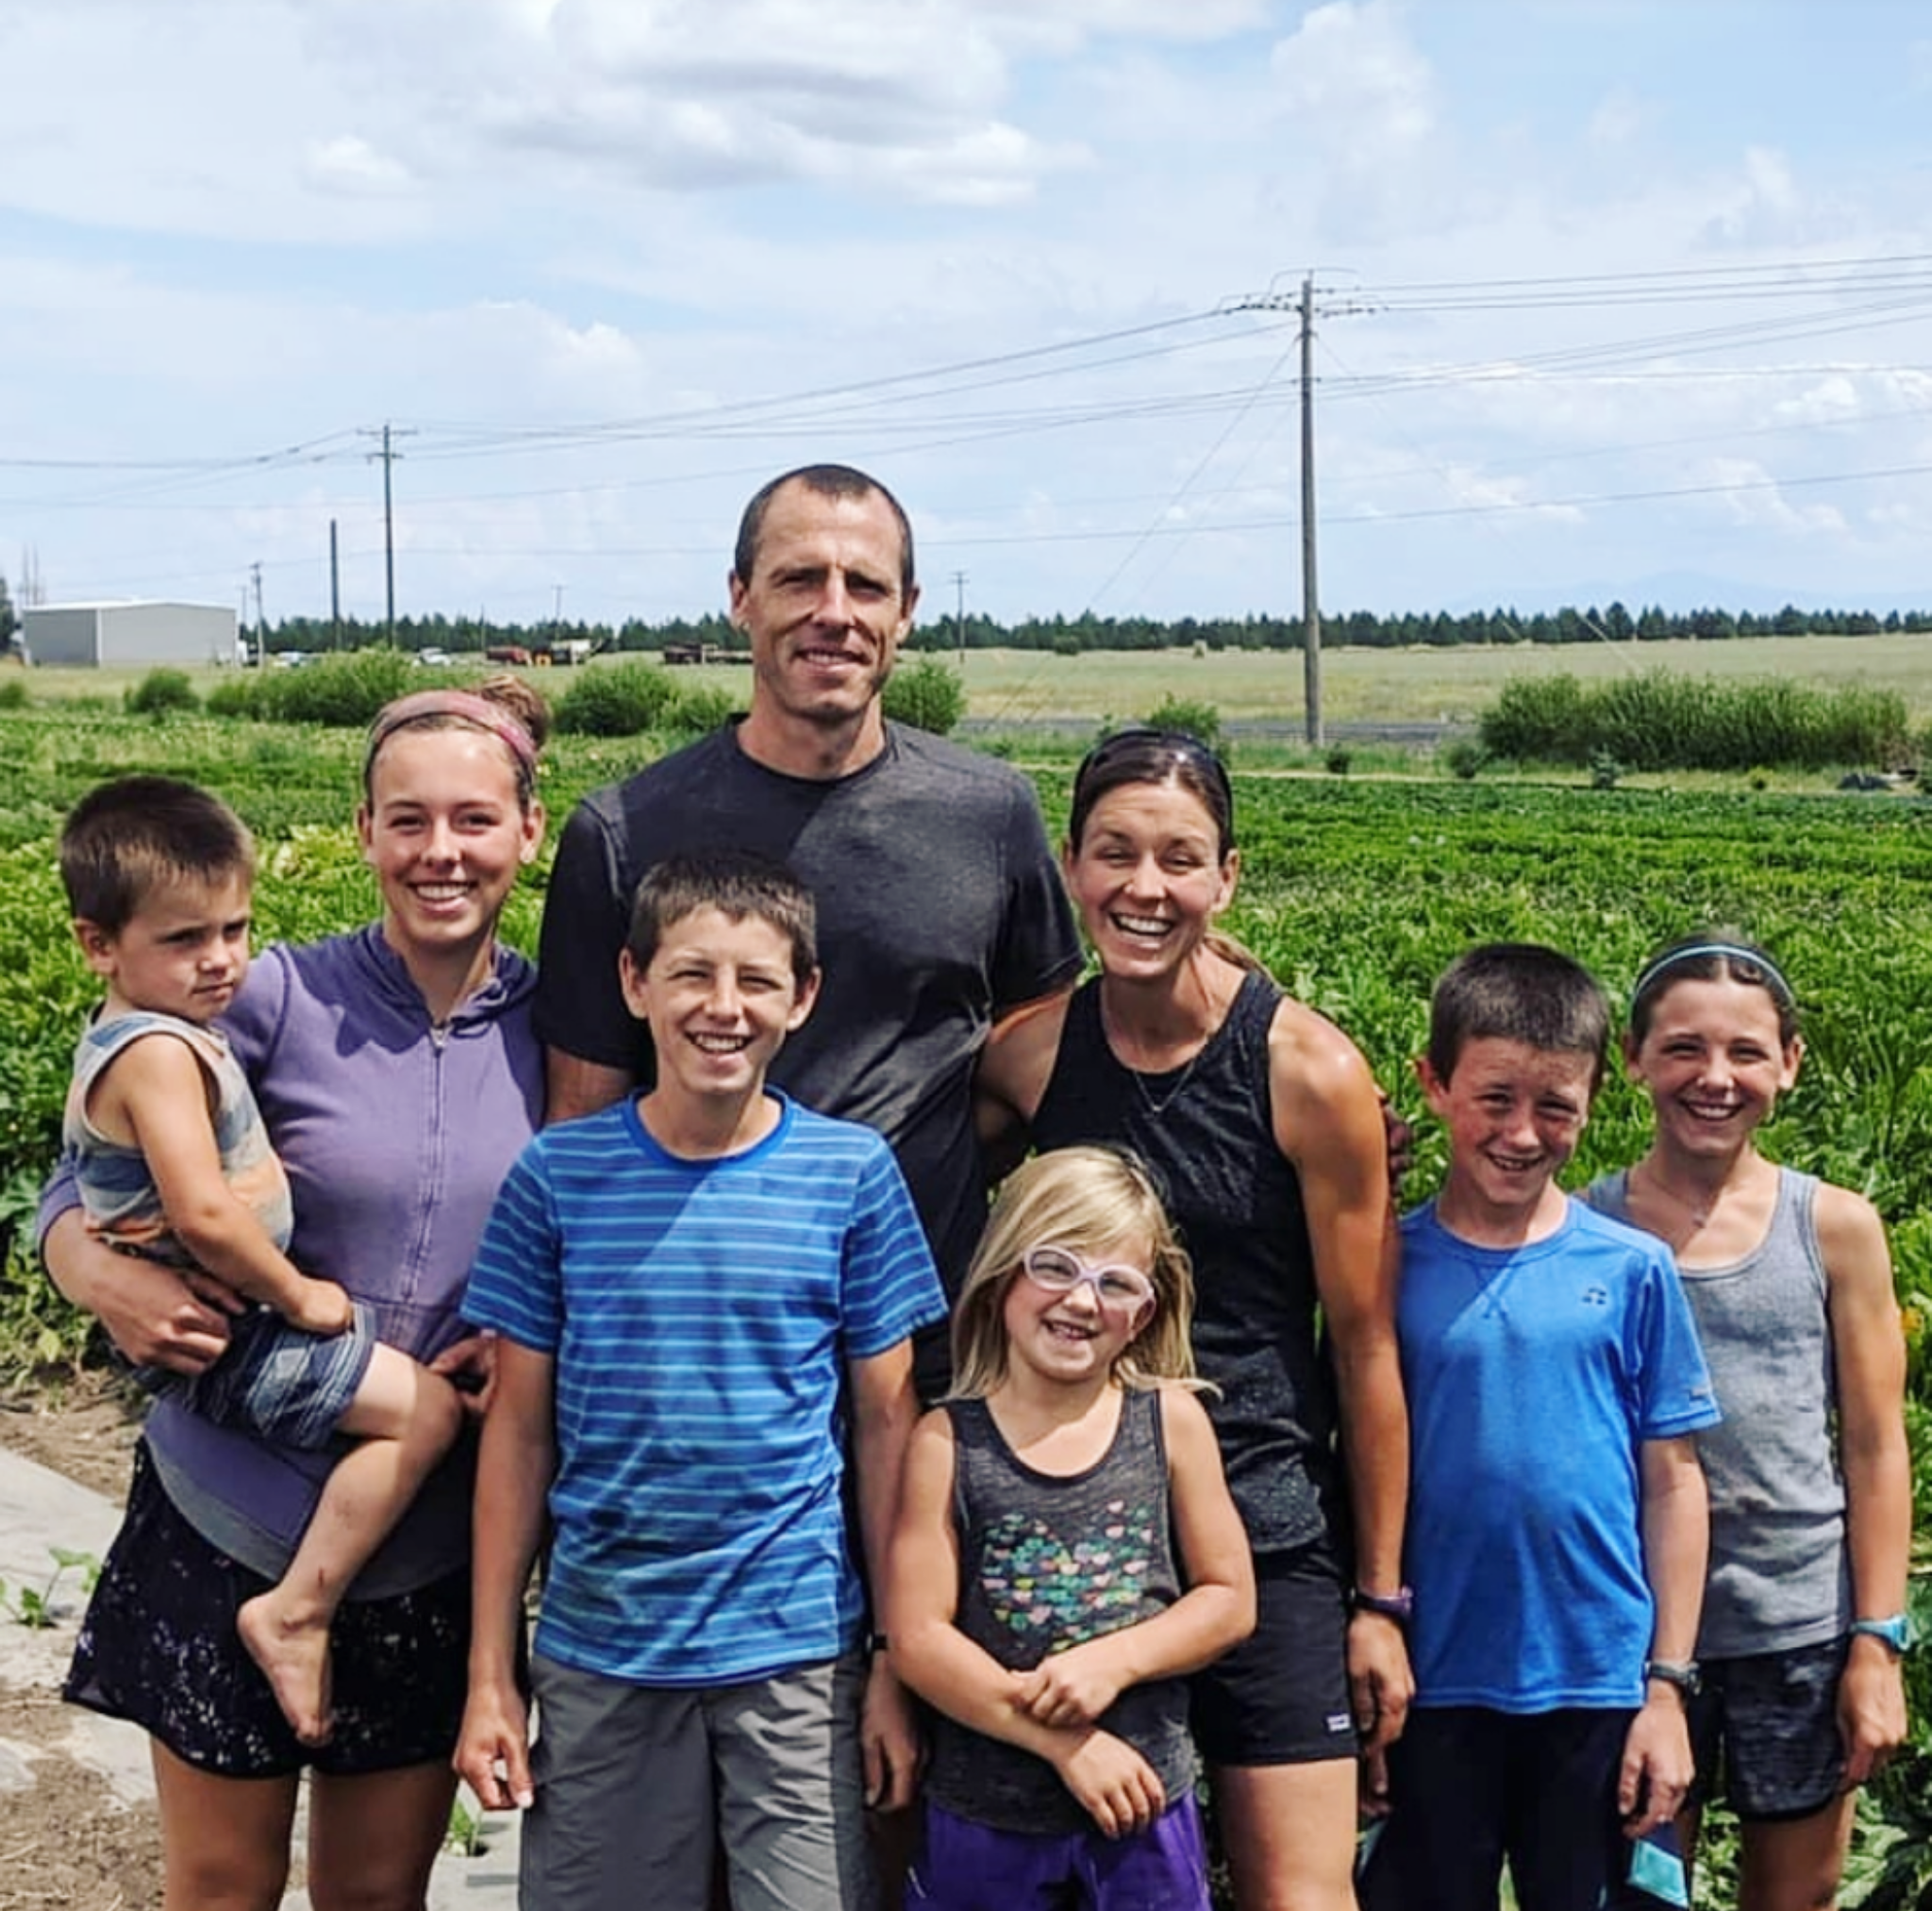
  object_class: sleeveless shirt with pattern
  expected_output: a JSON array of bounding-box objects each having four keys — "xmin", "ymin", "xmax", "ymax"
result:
[
  {"xmin": 924, "ymin": 1388, "xmax": 1196, "ymax": 1836},
  {"xmin": 1031, "ymin": 971, "xmax": 1341, "ymax": 1558},
  {"xmin": 66, "ymin": 1008, "xmax": 292, "ymax": 1257},
  {"xmin": 1586, "ymin": 1166, "xmax": 1849, "ymax": 1655}
]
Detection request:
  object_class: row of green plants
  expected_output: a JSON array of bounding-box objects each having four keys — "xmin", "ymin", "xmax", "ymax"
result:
[
  {"xmin": 112, "ymin": 649, "xmax": 972, "ymax": 742},
  {"xmin": 1479, "ymin": 670, "xmax": 1916, "ymax": 772}
]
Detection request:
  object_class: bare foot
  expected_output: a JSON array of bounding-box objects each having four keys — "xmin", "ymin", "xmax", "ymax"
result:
[{"xmin": 237, "ymin": 1593, "xmax": 334, "ymax": 1746}]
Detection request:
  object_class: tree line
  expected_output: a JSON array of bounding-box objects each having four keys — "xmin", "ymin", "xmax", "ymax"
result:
[{"xmin": 8, "ymin": 578, "xmax": 1932, "ymax": 658}]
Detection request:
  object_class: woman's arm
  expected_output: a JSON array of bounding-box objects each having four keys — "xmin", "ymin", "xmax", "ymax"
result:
[
  {"xmin": 1013, "ymin": 1388, "xmax": 1254, "ymax": 1728},
  {"xmin": 1270, "ymin": 1002, "xmax": 1414, "ymax": 1751},
  {"xmin": 1818, "ymin": 1184, "xmax": 1912, "ymax": 1786},
  {"xmin": 453, "ymin": 1338, "xmax": 556, "ymax": 1813},
  {"xmin": 42, "ymin": 1203, "xmax": 236, "ymax": 1374},
  {"xmin": 971, "ymin": 993, "xmax": 1068, "ymax": 1173}
]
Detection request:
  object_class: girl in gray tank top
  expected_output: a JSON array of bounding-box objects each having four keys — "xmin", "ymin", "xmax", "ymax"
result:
[
  {"xmin": 1587, "ymin": 936, "xmax": 1911, "ymax": 1898},
  {"xmin": 884, "ymin": 1146, "xmax": 1255, "ymax": 1910}
]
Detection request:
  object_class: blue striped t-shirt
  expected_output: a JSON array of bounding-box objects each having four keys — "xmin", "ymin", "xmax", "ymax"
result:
[{"xmin": 463, "ymin": 1089, "xmax": 946, "ymax": 1686}]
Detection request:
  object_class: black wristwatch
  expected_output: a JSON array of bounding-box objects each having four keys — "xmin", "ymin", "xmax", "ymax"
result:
[
  {"xmin": 1643, "ymin": 1657, "xmax": 1701, "ymax": 1699},
  {"xmin": 1351, "ymin": 1586, "xmax": 1415, "ymax": 1626}
]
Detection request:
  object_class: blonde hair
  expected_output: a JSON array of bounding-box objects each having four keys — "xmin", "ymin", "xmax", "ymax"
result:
[{"xmin": 949, "ymin": 1145, "xmax": 1204, "ymax": 1400}]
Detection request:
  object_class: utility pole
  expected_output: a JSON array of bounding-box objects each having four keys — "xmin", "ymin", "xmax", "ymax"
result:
[
  {"xmin": 251, "ymin": 561, "xmax": 267, "ymax": 667},
  {"xmin": 361, "ymin": 423, "xmax": 415, "ymax": 646},
  {"xmin": 1227, "ymin": 274, "xmax": 1370, "ymax": 747},
  {"xmin": 329, "ymin": 520, "xmax": 341, "ymax": 651},
  {"xmin": 1298, "ymin": 275, "xmax": 1321, "ymax": 747},
  {"xmin": 950, "ymin": 570, "xmax": 968, "ymax": 663}
]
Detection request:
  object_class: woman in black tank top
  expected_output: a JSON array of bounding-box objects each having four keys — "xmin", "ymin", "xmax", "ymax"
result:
[{"xmin": 974, "ymin": 728, "xmax": 1414, "ymax": 1910}]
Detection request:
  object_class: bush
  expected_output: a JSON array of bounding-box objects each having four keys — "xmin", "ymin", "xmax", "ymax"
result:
[
  {"xmin": 264, "ymin": 649, "xmax": 417, "ymax": 726},
  {"xmin": 205, "ymin": 674, "xmax": 265, "ymax": 719},
  {"xmin": 205, "ymin": 650, "xmax": 417, "ymax": 727},
  {"xmin": 1478, "ymin": 671, "xmax": 1910, "ymax": 772},
  {"xmin": 883, "ymin": 656, "xmax": 967, "ymax": 736},
  {"xmin": 1441, "ymin": 739, "xmax": 1487, "ymax": 781},
  {"xmin": 1140, "ymin": 695, "xmax": 1223, "ymax": 751},
  {"xmin": 0, "ymin": 678, "xmax": 27, "ymax": 711},
  {"xmin": 554, "ymin": 661, "xmax": 679, "ymax": 737},
  {"xmin": 1324, "ymin": 745, "xmax": 1353, "ymax": 776},
  {"xmin": 664, "ymin": 684, "xmax": 739, "ymax": 738},
  {"xmin": 125, "ymin": 668, "xmax": 200, "ymax": 718}
]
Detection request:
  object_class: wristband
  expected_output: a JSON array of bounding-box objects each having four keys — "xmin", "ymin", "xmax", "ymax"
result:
[
  {"xmin": 1849, "ymin": 1614, "xmax": 1916, "ymax": 1655},
  {"xmin": 1643, "ymin": 1658, "xmax": 1701, "ymax": 1698},
  {"xmin": 1351, "ymin": 1586, "xmax": 1415, "ymax": 1625}
]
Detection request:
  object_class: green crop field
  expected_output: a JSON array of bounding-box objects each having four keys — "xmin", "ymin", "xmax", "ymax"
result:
[{"xmin": 1, "ymin": 694, "xmax": 1927, "ymax": 1902}]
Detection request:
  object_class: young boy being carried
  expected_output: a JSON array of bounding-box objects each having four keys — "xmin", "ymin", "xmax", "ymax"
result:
[
  {"xmin": 456, "ymin": 849, "xmax": 948, "ymax": 1911},
  {"xmin": 58, "ymin": 775, "xmax": 464, "ymax": 1746},
  {"xmin": 1359, "ymin": 943, "xmax": 1720, "ymax": 1911}
]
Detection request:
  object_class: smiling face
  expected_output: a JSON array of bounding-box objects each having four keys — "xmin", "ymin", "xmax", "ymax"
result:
[
  {"xmin": 1625, "ymin": 975, "xmax": 1799, "ymax": 1163},
  {"xmin": 620, "ymin": 906, "xmax": 820, "ymax": 1111},
  {"xmin": 1000, "ymin": 1230, "xmax": 1156, "ymax": 1389},
  {"xmin": 357, "ymin": 726, "xmax": 542, "ymax": 983},
  {"xmin": 1063, "ymin": 778, "xmax": 1238, "ymax": 981},
  {"xmin": 76, "ymin": 871, "xmax": 253, "ymax": 1025},
  {"xmin": 728, "ymin": 479, "xmax": 918, "ymax": 763},
  {"xmin": 1420, "ymin": 1037, "xmax": 1595, "ymax": 1238}
]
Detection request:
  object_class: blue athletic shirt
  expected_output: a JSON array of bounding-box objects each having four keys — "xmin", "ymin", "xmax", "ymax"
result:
[
  {"xmin": 1396, "ymin": 1197, "xmax": 1720, "ymax": 1712},
  {"xmin": 463, "ymin": 1089, "xmax": 948, "ymax": 1686}
]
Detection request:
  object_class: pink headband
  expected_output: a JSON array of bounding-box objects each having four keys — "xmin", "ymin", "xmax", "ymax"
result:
[{"xmin": 365, "ymin": 690, "xmax": 538, "ymax": 779}]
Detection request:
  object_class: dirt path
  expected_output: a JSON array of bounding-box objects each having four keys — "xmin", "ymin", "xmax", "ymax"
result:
[{"xmin": 0, "ymin": 1376, "xmax": 163, "ymax": 1909}]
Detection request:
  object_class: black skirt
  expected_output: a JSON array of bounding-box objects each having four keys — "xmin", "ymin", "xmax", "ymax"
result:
[{"xmin": 64, "ymin": 1440, "xmax": 473, "ymax": 1778}]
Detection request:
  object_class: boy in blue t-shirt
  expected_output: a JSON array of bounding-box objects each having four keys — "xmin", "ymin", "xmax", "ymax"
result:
[
  {"xmin": 456, "ymin": 850, "xmax": 947, "ymax": 1911},
  {"xmin": 1359, "ymin": 943, "xmax": 1720, "ymax": 1911}
]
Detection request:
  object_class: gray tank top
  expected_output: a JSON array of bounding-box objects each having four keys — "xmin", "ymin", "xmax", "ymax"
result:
[
  {"xmin": 923, "ymin": 1389, "xmax": 1197, "ymax": 1836},
  {"xmin": 1587, "ymin": 1167, "xmax": 1848, "ymax": 1655}
]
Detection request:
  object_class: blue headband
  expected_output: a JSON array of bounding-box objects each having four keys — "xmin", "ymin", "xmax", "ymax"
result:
[{"xmin": 1631, "ymin": 941, "xmax": 1794, "ymax": 1008}]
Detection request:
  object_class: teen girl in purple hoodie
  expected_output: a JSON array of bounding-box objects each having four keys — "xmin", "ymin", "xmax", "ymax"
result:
[{"xmin": 43, "ymin": 678, "xmax": 548, "ymax": 1911}]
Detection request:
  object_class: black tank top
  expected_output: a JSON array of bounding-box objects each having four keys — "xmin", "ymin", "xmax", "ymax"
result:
[
  {"xmin": 1032, "ymin": 971, "xmax": 1340, "ymax": 1557},
  {"xmin": 924, "ymin": 1390, "xmax": 1196, "ymax": 1835}
]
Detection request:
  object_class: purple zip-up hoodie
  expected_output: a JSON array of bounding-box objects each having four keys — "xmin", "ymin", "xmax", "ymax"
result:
[{"xmin": 44, "ymin": 924, "xmax": 542, "ymax": 1597}]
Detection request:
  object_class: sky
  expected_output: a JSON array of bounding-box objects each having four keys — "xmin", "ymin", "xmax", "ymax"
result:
[{"xmin": 6, "ymin": 0, "xmax": 1932, "ymax": 631}]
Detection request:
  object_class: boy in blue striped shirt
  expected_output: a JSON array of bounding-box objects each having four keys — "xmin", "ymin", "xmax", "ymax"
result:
[{"xmin": 456, "ymin": 851, "xmax": 947, "ymax": 1911}]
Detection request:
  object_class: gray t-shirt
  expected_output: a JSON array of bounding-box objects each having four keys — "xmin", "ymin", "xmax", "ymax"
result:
[
  {"xmin": 924, "ymin": 1390, "xmax": 1197, "ymax": 1836},
  {"xmin": 1586, "ymin": 1167, "xmax": 1849, "ymax": 1656},
  {"xmin": 537, "ymin": 720, "xmax": 1080, "ymax": 1387}
]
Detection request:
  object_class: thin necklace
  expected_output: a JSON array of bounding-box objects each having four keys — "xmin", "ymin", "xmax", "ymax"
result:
[
  {"xmin": 1101, "ymin": 998, "xmax": 1211, "ymax": 1121},
  {"xmin": 1634, "ymin": 1162, "xmax": 1716, "ymax": 1232},
  {"xmin": 1126, "ymin": 1048, "xmax": 1202, "ymax": 1121}
]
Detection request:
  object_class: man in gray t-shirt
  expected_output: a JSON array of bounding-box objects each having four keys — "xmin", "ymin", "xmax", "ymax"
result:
[{"xmin": 537, "ymin": 465, "xmax": 1080, "ymax": 1311}]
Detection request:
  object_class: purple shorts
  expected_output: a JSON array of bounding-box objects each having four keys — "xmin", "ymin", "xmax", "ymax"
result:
[{"xmin": 908, "ymin": 1796, "xmax": 1208, "ymax": 1911}]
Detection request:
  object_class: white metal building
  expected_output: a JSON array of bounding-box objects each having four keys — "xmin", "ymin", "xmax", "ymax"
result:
[{"xmin": 24, "ymin": 600, "xmax": 240, "ymax": 668}]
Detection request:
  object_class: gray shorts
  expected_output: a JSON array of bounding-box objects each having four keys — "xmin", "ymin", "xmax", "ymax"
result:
[
  {"xmin": 521, "ymin": 1651, "xmax": 878, "ymax": 1911},
  {"xmin": 1688, "ymin": 1637, "xmax": 1849, "ymax": 1822}
]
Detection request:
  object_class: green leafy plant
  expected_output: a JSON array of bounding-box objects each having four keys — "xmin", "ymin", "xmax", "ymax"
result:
[
  {"xmin": 1139, "ymin": 694, "xmax": 1222, "ymax": 751},
  {"xmin": 883, "ymin": 655, "xmax": 967, "ymax": 736},
  {"xmin": 0, "ymin": 1546, "xmax": 100, "ymax": 1628},
  {"xmin": 124, "ymin": 668, "xmax": 200, "ymax": 718},
  {"xmin": 554, "ymin": 661, "xmax": 679, "ymax": 737}
]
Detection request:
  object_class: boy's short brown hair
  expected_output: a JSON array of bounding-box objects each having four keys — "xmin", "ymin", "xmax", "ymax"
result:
[
  {"xmin": 1427, "ymin": 942, "xmax": 1610, "ymax": 1092},
  {"xmin": 625, "ymin": 851, "xmax": 817, "ymax": 985},
  {"xmin": 59, "ymin": 775, "xmax": 256, "ymax": 933}
]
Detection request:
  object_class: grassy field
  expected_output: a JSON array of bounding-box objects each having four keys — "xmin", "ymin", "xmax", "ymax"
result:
[{"xmin": 17, "ymin": 627, "xmax": 1932, "ymax": 729}]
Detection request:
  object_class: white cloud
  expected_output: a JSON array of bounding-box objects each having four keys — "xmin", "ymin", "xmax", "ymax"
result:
[{"xmin": 304, "ymin": 136, "xmax": 416, "ymax": 197}]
